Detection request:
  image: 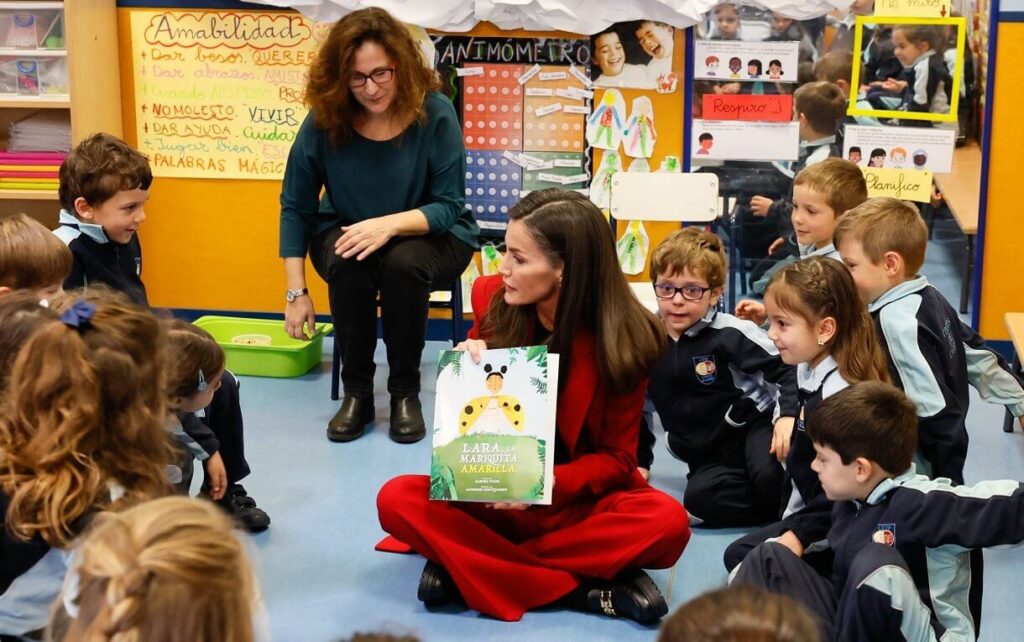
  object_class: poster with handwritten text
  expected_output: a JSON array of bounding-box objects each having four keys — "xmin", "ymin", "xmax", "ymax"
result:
[{"xmin": 130, "ymin": 11, "xmax": 326, "ymax": 180}]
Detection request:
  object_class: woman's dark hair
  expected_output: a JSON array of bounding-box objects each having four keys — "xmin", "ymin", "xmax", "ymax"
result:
[
  {"xmin": 304, "ymin": 7, "xmax": 441, "ymax": 146},
  {"xmin": 480, "ymin": 189, "xmax": 665, "ymax": 393}
]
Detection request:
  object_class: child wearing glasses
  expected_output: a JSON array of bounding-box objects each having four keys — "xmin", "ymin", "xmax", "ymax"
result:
[{"xmin": 639, "ymin": 228, "xmax": 795, "ymax": 527}]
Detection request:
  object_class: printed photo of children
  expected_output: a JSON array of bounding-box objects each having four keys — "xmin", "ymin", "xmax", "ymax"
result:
[{"xmin": 590, "ymin": 20, "xmax": 677, "ymax": 91}]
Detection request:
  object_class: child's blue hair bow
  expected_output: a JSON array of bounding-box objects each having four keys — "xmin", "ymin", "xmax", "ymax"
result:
[{"xmin": 59, "ymin": 300, "xmax": 96, "ymax": 331}]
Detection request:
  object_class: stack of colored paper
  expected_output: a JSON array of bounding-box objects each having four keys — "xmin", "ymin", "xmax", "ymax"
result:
[
  {"xmin": 0, "ymin": 151, "xmax": 64, "ymax": 192},
  {"xmin": 8, "ymin": 111, "xmax": 72, "ymax": 153}
]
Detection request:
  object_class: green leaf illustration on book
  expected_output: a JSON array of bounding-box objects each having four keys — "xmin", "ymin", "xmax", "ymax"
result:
[{"xmin": 432, "ymin": 346, "xmax": 558, "ymax": 503}]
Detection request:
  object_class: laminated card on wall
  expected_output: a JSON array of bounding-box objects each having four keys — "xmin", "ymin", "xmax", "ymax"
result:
[{"xmin": 431, "ymin": 347, "xmax": 558, "ymax": 504}]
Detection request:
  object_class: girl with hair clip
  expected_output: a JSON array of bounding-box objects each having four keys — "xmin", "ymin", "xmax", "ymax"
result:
[
  {"xmin": 48, "ymin": 496, "xmax": 266, "ymax": 642},
  {"xmin": 162, "ymin": 320, "xmax": 269, "ymax": 532},
  {"xmin": 0, "ymin": 298, "xmax": 171, "ymax": 639},
  {"xmin": 723, "ymin": 257, "xmax": 890, "ymax": 574},
  {"xmin": 0, "ymin": 290, "xmax": 57, "ymax": 394},
  {"xmin": 378, "ymin": 189, "xmax": 690, "ymax": 624}
]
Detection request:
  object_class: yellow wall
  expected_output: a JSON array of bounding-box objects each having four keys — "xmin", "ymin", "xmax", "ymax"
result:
[
  {"xmin": 978, "ymin": 22, "xmax": 1024, "ymax": 340},
  {"xmin": 118, "ymin": 9, "xmax": 306, "ymax": 313}
]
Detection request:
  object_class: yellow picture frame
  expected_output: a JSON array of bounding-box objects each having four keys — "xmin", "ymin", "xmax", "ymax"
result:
[{"xmin": 848, "ymin": 16, "xmax": 965, "ymax": 123}]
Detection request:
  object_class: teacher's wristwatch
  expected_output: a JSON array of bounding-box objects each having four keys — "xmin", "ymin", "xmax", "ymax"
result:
[{"xmin": 285, "ymin": 288, "xmax": 308, "ymax": 303}]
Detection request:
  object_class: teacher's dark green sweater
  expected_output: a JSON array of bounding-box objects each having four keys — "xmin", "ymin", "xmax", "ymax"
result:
[{"xmin": 279, "ymin": 92, "xmax": 478, "ymax": 258}]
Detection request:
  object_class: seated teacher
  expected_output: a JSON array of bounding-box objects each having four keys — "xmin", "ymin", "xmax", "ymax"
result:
[
  {"xmin": 280, "ymin": 8, "xmax": 478, "ymax": 444},
  {"xmin": 377, "ymin": 189, "xmax": 690, "ymax": 623}
]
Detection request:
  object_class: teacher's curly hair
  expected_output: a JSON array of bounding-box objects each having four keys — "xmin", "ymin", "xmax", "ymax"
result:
[{"xmin": 305, "ymin": 7, "xmax": 441, "ymax": 146}]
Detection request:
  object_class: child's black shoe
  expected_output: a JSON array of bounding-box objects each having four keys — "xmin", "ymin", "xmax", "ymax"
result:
[{"xmin": 214, "ymin": 484, "xmax": 270, "ymax": 532}]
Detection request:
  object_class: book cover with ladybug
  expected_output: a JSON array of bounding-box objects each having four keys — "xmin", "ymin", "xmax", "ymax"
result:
[{"xmin": 430, "ymin": 346, "xmax": 558, "ymax": 504}]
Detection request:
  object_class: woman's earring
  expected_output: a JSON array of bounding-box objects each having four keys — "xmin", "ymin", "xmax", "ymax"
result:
[{"xmin": 817, "ymin": 336, "xmax": 826, "ymax": 346}]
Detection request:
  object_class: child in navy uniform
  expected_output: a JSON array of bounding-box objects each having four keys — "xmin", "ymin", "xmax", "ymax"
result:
[
  {"xmin": 835, "ymin": 198, "xmax": 1024, "ymax": 484},
  {"xmin": 724, "ymin": 257, "xmax": 891, "ymax": 572},
  {"xmin": 867, "ymin": 25, "xmax": 951, "ymax": 127},
  {"xmin": 54, "ymin": 134, "xmax": 150, "ymax": 305},
  {"xmin": 53, "ymin": 133, "xmax": 271, "ymax": 529},
  {"xmin": 163, "ymin": 319, "xmax": 270, "ymax": 532},
  {"xmin": 733, "ymin": 382, "xmax": 1024, "ymax": 642},
  {"xmin": 639, "ymin": 228, "xmax": 791, "ymax": 527}
]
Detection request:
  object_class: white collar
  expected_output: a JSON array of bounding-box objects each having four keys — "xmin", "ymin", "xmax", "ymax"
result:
[
  {"xmin": 797, "ymin": 355, "xmax": 839, "ymax": 393},
  {"xmin": 59, "ymin": 209, "xmax": 110, "ymax": 244}
]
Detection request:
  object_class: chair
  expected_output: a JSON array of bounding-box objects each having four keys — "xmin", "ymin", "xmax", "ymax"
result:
[
  {"xmin": 329, "ymin": 280, "xmax": 464, "ymax": 401},
  {"xmin": 607, "ymin": 172, "xmax": 721, "ymax": 313}
]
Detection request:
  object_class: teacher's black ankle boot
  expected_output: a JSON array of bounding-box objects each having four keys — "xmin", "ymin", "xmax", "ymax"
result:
[
  {"xmin": 327, "ymin": 395, "xmax": 374, "ymax": 442},
  {"xmin": 389, "ymin": 394, "xmax": 425, "ymax": 443}
]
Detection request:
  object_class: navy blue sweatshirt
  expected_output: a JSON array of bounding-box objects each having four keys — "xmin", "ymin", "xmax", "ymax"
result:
[
  {"xmin": 869, "ymin": 277, "xmax": 1024, "ymax": 484},
  {"xmin": 642, "ymin": 308, "xmax": 798, "ymax": 469}
]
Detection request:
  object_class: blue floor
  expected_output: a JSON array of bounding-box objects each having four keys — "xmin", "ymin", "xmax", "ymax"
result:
[{"xmin": 228, "ymin": 228, "xmax": 1023, "ymax": 641}]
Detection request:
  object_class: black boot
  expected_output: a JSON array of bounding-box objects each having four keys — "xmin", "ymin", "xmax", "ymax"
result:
[
  {"xmin": 327, "ymin": 395, "xmax": 374, "ymax": 442},
  {"xmin": 213, "ymin": 484, "xmax": 271, "ymax": 533},
  {"xmin": 585, "ymin": 569, "xmax": 668, "ymax": 624},
  {"xmin": 417, "ymin": 560, "xmax": 461, "ymax": 607},
  {"xmin": 389, "ymin": 395, "xmax": 425, "ymax": 443}
]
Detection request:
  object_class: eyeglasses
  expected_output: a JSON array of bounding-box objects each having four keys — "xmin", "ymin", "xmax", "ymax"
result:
[
  {"xmin": 653, "ymin": 283, "xmax": 712, "ymax": 301},
  {"xmin": 349, "ymin": 67, "xmax": 395, "ymax": 87}
]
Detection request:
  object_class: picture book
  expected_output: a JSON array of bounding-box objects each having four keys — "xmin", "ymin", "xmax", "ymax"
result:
[{"xmin": 430, "ymin": 346, "xmax": 558, "ymax": 504}]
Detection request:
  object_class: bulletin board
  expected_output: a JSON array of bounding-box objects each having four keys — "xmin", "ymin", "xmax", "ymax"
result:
[
  {"xmin": 432, "ymin": 36, "xmax": 592, "ymax": 231},
  {"xmin": 128, "ymin": 11, "xmax": 327, "ymax": 180}
]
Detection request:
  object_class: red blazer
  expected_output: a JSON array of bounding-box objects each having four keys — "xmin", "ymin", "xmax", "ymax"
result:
[{"xmin": 468, "ymin": 275, "xmax": 646, "ymax": 507}]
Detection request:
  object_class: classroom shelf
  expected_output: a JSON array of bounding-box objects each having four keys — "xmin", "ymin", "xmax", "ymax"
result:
[
  {"xmin": 0, "ymin": 95, "xmax": 69, "ymax": 108},
  {"xmin": 0, "ymin": 47, "xmax": 65, "ymax": 56},
  {"xmin": 0, "ymin": 188, "xmax": 58, "ymax": 199},
  {"xmin": 0, "ymin": 2, "xmax": 64, "ymax": 9}
]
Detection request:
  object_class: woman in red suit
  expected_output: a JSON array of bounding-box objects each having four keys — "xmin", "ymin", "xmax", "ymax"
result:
[{"xmin": 377, "ymin": 189, "xmax": 690, "ymax": 623}]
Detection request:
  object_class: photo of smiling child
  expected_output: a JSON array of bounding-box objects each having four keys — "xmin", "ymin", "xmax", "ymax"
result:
[
  {"xmin": 591, "ymin": 25, "xmax": 654, "ymax": 89},
  {"xmin": 634, "ymin": 20, "xmax": 675, "ymax": 83}
]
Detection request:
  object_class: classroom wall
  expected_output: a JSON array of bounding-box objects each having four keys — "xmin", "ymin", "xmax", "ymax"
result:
[
  {"xmin": 117, "ymin": 9, "xmax": 684, "ymax": 313},
  {"xmin": 977, "ymin": 19, "xmax": 1023, "ymax": 340}
]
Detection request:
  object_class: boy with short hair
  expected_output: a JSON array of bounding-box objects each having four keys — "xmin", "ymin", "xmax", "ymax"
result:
[
  {"xmin": 736, "ymin": 158, "xmax": 867, "ymax": 324},
  {"xmin": 634, "ymin": 20, "xmax": 675, "ymax": 80},
  {"xmin": 0, "ymin": 212, "xmax": 71, "ymax": 301},
  {"xmin": 55, "ymin": 132, "xmax": 152, "ymax": 305},
  {"xmin": 733, "ymin": 381, "xmax": 1024, "ymax": 642},
  {"xmin": 640, "ymin": 227, "xmax": 794, "ymax": 527},
  {"xmin": 54, "ymin": 133, "xmax": 270, "ymax": 531},
  {"xmin": 835, "ymin": 198, "xmax": 1024, "ymax": 484},
  {"xmin": 746, "ymin": 82, "xmax": 849, "ymax": 284}
]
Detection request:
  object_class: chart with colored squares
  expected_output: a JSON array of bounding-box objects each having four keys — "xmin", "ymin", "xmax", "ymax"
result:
[{"xmin": 459, "ymin": 63, "xmax": 590, "ymax": 231}]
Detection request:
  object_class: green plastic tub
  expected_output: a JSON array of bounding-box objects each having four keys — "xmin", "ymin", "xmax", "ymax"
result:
[{"xmin": 193, "ymin": 316, "xmax": 333, "ymax": 378}]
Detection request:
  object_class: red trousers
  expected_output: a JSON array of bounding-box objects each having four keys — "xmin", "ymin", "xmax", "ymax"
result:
[{"xmin": 377, "ymin": 474, "xmax": 691, "ymax": 621}]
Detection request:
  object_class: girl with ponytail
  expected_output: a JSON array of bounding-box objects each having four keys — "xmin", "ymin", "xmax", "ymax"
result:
[
  {"xmin": 0, "ymin": 297, "xmax": 171, "ymax": 637},
  {"xmin": 724, "ymin": 256, "xmax": 890, "ymax": 572},
  {"xmin": 51, "ymin": 496, "xmax": 262, "ymax": 642}
]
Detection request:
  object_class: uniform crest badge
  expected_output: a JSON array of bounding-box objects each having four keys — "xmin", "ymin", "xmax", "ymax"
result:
[
  {"xmin": 693, "ymin": 355, "xmax": 717, "ymax": 384},
  {"xmin": 873, "ymin": 523, "xmax": 896, "ymax": 546}
]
